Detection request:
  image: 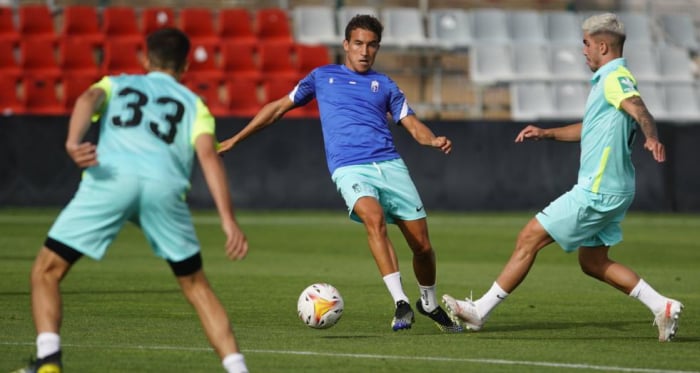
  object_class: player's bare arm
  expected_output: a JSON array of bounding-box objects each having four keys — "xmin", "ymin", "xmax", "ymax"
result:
[
  {"xmin": 218, "ymin": 96, "xmax": 297, "ymax": 154},
  {"xmin": 399, "ymin": 114, "xmax": 452, "ymax": 154},
  {"xmin": 620, "ymin": 95, "xmax": 666, "ymax": 162},
  {"xmin": 515, "ymin": 123, "xmax": 582, "ymax": 143},
  {"xmin": 196, "ymin": 133, "xmax": 249, "ymax": 260},
  {"xmin": 66, "ymin": 87, "xmax": 105, "ymax": 168}
]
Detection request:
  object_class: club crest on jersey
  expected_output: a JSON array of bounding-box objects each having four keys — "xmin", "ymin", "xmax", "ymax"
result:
[
  {"xmin": 371, "ymin": 80, "xmax": 379, "ymax": 92},
  {"xmin": 618, "ymin": 76, "xmax": 635, "ymax": 93}
]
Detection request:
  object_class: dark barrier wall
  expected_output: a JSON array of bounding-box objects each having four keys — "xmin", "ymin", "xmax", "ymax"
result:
[{"xmin": 2, "ymin": 116, "xmax": 699, "ymax": 211}]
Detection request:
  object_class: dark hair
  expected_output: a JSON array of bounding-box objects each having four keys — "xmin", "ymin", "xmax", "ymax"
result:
[
  {"xmin": 344, "ymin": 14, "xmax": 383, "ymax": 43},
  {"xmin": 146, "ymin": 28, "xmax": 190, "ymax": 72}
]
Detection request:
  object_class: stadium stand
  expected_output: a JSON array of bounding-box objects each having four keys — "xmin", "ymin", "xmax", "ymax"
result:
[
  {"xmin": 184, "ymin": 43, "xmax": 224, "ymax": 81},
  {"xmin": 180, "ymin": 7, "xmax": 220, "ymax": 48},
  {"xmin": 510, "ymin": 82, "xmax": 555, "ymax": 121},
  {"xmin": 0, "ymin": 1, "xmax": 697, "ymax": 121},
  {"xmin": 0, "ymin": 74, "xmax": 24, "ymax": 114},
  {"xmin": 428, "ymin": 8, "xmax": 473, "ymax": 51},
  {"xmin": 59, "ymin": 38, "xmax": 100, "ymax": 79},
  {"xmin": 292, "ymin": 5, "xmax": 339, "ymax": 46},
  {"xmin": 62, "ymin": 74, "xmax": 99, "ymax": 112},
  {"xmin": 183, "ymin": 76, "xmax": 228, "ymax": 117},
  {"xmin": 23, "ymin": 76, "xmax": 64, "ymax": 115},
  {"xmin": 61, "ymin": 5, "xmax": 103, "ymax": 46},
  {"xmin": 142, "ymin": 7, "xmax": 176, "ymax": 36},
  {"xmin": 381, "ymin": 7, "xmax": 430, "ymax": 49},
  {"xmin": 101, "ymin": 6, "xmax": 143, "ymax": 44},
  {"xmin": 101, "ymin": 38, "xmax": 145, "ymax": 75},
  {"xmin": 0, "ymin": 39, "xmax": 21, "ymax": 79},
  {"xmin": 218, "ymin": 8, "xmax": 257, "ymax": 47},
  {"xmin": 225, "ymin": 76, "xmax": 262, "ymax": 118},
  {"xmin": 255, "ymin": 7, "xmax": 293, "ymax": 43},
  {"xmin": 18, "ymin": 4, "xmax": 56, "ymax": 43},
  {"xmin": 0, "ymin": 6, "xmax": 20, "ymax": 45},
  {"xmin": 220, "ymin": 39, "xmax": 260, "ymax": 80},
  {"xmin": 20, "ymin": 38, "xmax": 61, "ymax": 78}
]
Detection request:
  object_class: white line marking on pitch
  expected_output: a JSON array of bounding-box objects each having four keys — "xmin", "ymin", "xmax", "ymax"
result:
[{"xmin": 1, "ymin": 342, "xmax": 697, "ymax": 373}]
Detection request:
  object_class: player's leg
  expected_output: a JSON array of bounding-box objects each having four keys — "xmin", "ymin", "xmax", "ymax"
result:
[
  {"xmin": 25, "ymin": 242, "xmax": 82, "ymax": 372},
  {"xmin": 395, "ymin": 217, "xmax": 462, "ymax": 332},
  {"xmin": 578, "ymin": 245, "xmax": 640, "ymax": 292},
  {"xmin": 443, "ymin": 217, "xmax": 554, "ymax": 331},
  {"xmin": 353, "ymin": 196, "xmax": 415, "ymax": 331},
  {"xmin": 579, "ymin": 246, "xmax": 684, "ymax": 341},
  {"xmin": 354, "ymin": 196, "xmax": 400, "ymax": 276}
]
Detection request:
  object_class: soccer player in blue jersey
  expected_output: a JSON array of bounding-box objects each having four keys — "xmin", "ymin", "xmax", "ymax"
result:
[
  {"xmin": 443, "ymin": 13, "xmax": 683, "ymax": 341},
  {"xmin": 17, "ymin": 29, "xmax": 250, "ymax": 373},
  {"xmin": 218, "ymin": 14, "xmax": 462, "ymax": 333}
]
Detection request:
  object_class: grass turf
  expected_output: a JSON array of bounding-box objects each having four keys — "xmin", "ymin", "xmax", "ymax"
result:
[{"xmin": 1, "ymin": 209, "xmax": 698, "ymax": 372}]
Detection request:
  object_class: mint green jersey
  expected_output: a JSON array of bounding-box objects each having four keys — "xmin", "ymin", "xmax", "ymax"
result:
[
  {"xmin": 579, "ymin": 58, "xmax": 640, "ymax": 194},
  {"xmin": 91, "ymin": 72, "xmax": 215, "ymax": 185}
]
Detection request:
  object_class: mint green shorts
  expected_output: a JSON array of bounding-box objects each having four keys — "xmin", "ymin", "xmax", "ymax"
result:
[
  {"xmin": 331, "ymin": 159, "xmax": 426, "ymax": 224},
  {"xmin": 48, "ymin": 168, "xmax": 199, "ymax": 262},
  {"xmin": 536, "ymin": 185, "xmax": 634, "ymax": 252}
]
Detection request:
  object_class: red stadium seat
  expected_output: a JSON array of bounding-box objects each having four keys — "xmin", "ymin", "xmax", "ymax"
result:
[
  {"xmin": 101, "ymin": 7, "xmax": 143, "ymax": 43},
  {"xmin": 225, "ymin": 76, "xmax": 261, "ymax": 118},
  {"xmin": 184, "ymin": 43, "xmax": 223, "ymax": 81},
  {"xmin": 258, "ymin": 41, "xmax": 297, "ymax": 80},
  {"xmin": 0, "ymin": 7, "xmax": 20, "ymax": 45},
  {"xmin": 18, "ymin": 4, "xmax": 57, "ymax": 42},
  {"xmin": 142, "ymin": 7, "xmax": 176, "ymax": 36},
  {"xmin": 218, "ymin": 8, "xmax": 256, "ymax": 46},
  {"xmin": 23, "ymin": 76, "xmax": 64, "ymax": 115},
  {"xmin": 0, "ymin": 75, "xmax": 25, "ymax": 114},
  {"xmin": 0, "ymin": 39, "xmax": 21, "ymax": 79},
  {"xmin": 295, "ymin": 44, "xmax": 331, "ymax": 77},
  {"xmin": 61, "ymin": 5, "xmax": 103, "ymax": 46},
  {"xmin": 183, "ymin": 76, "xmax": 228, "ymax": 117},
  {"xmin": 20, "ymin": 39, "xmax": 61, "ymax": 78},
  {"xmin": 179, "ymin": 7, "xmax": 220, "ymax": 47},
  {"xmin": 101, "ymin": 39, "xmax": 145, "ymax": 75},
  {"xmin": 59, "ymin": 38, "xmax": 100, "ymax": 79},
  {"xmin": 62, "ymin": 74, "xmax": 99, "ymax": 111},
  {"xmin": 255, "ymin": 8, "xmax": 292, "ymax": 42},
  {"xmin": 220, "ymin": 40, "xmax": 260, "ymax": 80},
  {"xmin": 262, "ymin": 76, "xmax": 305, "ymax": 117}
]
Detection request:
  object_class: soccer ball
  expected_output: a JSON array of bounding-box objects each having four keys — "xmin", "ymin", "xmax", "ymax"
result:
[{"xmin": 297, "ymin": 283, "xmax": 344, "ymax": 329}]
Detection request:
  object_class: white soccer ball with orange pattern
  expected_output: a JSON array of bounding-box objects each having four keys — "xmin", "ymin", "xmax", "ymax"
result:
[{"xmin": 297, "ymin": 283, "xmax": 344, "ymax": 329}]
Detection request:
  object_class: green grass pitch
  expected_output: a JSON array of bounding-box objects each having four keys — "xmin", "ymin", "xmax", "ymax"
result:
[{"xmin": 1, "ymin": 209, "xmax": 698, "ymax": 372}]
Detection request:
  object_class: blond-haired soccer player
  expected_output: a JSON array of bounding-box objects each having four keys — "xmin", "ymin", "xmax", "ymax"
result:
[
  {"xmin": 443, "ymin": 13, "xmax": 683, "ymax": 341},
  {"xmin": 16, "ymin": 28, "xmax": 250, "ymax": 372}
]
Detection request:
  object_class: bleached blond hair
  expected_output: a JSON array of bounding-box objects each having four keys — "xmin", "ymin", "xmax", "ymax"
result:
[{"xmin": 582, "ymin": 13, "xmax": 626, "ymax": 38}]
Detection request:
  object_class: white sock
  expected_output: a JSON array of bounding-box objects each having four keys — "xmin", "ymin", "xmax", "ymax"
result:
[
  {"xmin": 36, "ymin": 332, "xmax": 60, "ymax": 359},
  {"xmin": 383, "ymin": 272, "xmax": 409, "ymax": 305},
  {"xmin": 475, "ymin": 282, "xmax": 509, "ymax": 318},
  {"xmin": 418, "ymin": 284, "xmax": 438, "ymax": 312},
  {"xmin": 629, "ymin": 279, "xmax": 668, "ymax": 315},
  {"xmin": 222, "ymin": 353, "xmax": 248, "ymax": 373}
]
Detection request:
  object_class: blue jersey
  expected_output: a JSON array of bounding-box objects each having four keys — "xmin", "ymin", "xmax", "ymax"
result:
[
  {"xmin": 91, "ymin": 72, "xmax": 215, "ymax": 185},
  {"xmin": 290, "ymin": 64, "xmax": 415, "ymax": 174},
  {"xmin": 579, "ymin": 58, "xmax": 640, "ymax": 194}
]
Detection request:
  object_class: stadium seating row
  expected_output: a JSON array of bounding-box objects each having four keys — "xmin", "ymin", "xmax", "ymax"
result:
[
  {"xmin": 0, "ymin": 5, "xmax": 295, "ymax": 46},
  {"xmin": 511, "ymin": 81, "xmax": 700, "ymax": 123},
  {"xmin": 0, "ymin": 74, "xmax": 319, "ymax": 117},
  {"xmin": 293, "ymin": 5, "xmax": 700, "ymax": 51}
]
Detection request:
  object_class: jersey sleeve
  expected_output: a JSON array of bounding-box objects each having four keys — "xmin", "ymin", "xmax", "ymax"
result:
[
  {"xmin": 289, "ymin": 70, "xmax": 316, "ymax": 106},
  {"xmin": 386, "ymin": 77, "xmax": 415, "ymax": 123},
  {"xmin": 90, "ymin": 76, "xmax": 112, "ymax": 122},
  {"xmin": 603, "ymin": 66, "xmax": 640, "ymax": 109},
  {"xmin": 191, "ymin": 98, "xmax": 216, "ymax": 146}
]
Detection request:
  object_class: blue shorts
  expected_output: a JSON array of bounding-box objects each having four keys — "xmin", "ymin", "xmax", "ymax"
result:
[
  {"xmin": 48, "ymin": 169, "xmax": 199, "ymax": 262},
  {"xmin": 536, "ymin": 185, "xmax": 634, "ymax": 252},
  {"xmin": 331, "ymin": 159, "xmax": 426, "ymax": 224}
]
